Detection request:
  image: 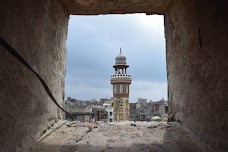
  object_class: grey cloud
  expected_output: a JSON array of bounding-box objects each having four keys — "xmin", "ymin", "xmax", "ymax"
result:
[{"xmin": 65, "ymin": 14, "xmax": 167, "ymax": 100}]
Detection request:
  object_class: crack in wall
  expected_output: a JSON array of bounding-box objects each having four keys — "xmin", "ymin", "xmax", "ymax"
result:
[{"xmin": 75, "ymin": 126, "xmax": 93, "ymax": 143}]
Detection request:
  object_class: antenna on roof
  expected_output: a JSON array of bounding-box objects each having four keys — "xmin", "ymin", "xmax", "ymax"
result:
[{"xmin": 120, "ymin": 48, "xmax": 122, "ymax": 54}]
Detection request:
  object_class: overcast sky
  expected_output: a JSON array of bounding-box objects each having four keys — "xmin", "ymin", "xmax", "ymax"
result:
[{"xmin": 65, "ymin": 14, "xmax": 167, "ymax": 102}]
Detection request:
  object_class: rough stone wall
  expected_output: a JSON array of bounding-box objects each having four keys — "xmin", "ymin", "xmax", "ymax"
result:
[
  {"xmin": 165, "ymin": 0, "xmax": 228, "ymax": 151},
  {"xmin": 0, "ymin": 0, "xmax": 69, "ymax": 151},
  {"xmin": 60, "ymin": 0, "xmax": 170, "ymax": 15}
]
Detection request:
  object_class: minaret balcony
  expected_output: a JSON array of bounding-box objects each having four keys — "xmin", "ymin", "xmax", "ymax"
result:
[
  {"xmin": 111, "ymin": 74, "xmax": 131, "ymax": 78},
  {"xmin": 110, "ymin": 74, "xmax": 132, "ymax": 84}
]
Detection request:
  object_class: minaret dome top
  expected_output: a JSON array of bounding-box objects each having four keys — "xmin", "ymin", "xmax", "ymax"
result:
[{"xmin": 115, "ymin": 48, "xmax": 127, "ymax": 65}]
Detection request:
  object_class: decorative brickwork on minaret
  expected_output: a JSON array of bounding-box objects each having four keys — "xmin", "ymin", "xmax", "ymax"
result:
[{"xmin": 110, "ymin": 48, "xmax": 132, "ymax": 121}]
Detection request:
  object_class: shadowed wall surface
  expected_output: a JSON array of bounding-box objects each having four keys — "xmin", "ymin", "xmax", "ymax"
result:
[
  {"xmin": 165, "ymin": 0, "xmax": 228, "ymax": 151},
  {"xmin": 0, "ymin": 0, "xmax": 69, "ymax": 151}
]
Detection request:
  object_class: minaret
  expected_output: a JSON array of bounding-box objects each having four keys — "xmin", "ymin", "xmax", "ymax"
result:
[{"xmin": 110, "ymin": 48, "xmax": 132, "ymax": 121}]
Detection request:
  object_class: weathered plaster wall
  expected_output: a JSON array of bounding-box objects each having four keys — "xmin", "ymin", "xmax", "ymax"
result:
[
  {"xmin": 0, "ymin": 0, "xmax": 69, "ymax": 151},
  {"xmin": 61, "ymin": 0, "xmax": 170, "ymax": 15},
  {"xmin": 165, "ymin": 0, "xmax": 228, "ymax": 151}
]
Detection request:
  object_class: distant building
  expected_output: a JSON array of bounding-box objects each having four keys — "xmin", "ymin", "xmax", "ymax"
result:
[
  {"xmin": 100, "ymin": 98, "xmax": 109, "ymax": 105},
  {"xmin": 135, "ymin": 98, "xmax": 151, "ymax": 121},
  {"xmin": 136, "ymin": 97, "xmax": 147, "ymax": 109},
  {"xmin": 92, "ymin": 106, "xmax": 108, "ymax": 122},
  {"xmin": 65, "ymin": 107, "xmax": 93, "ymax": 122},
  {"xmin": 151, "ymin": 99, "xmax": 168, "ymax": 116},
  {"xmin": 129, "ymin": 103, "xmax": 137, "ymax": 121},
  {"xmin": 103, "ymin": 102, "xmax": 114, "ymax": 122},
  {"xmin": 130, "ymin": 98, "xmax": 169, "ymax": 121},
  {"xmin": 110, "ymin": 49, "xmax": 132, "ymax": 121}
]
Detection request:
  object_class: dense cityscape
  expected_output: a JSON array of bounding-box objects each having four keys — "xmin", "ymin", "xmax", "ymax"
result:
[{"xmin": 65, "ymin": 97, "xmax": 168, "ymax": 122}]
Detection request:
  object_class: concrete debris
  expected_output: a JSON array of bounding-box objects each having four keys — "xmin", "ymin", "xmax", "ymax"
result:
[
  {"xmin": 96, "ymin": 121, "xmax": 167, "ymax": 128},
  {"xmin": 66, "ymin": 121, "xmax": 97, "ymax": 128},
  {"xmin": 31, "ymin": 121, "xmax": 203, "ymax": 152}
]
